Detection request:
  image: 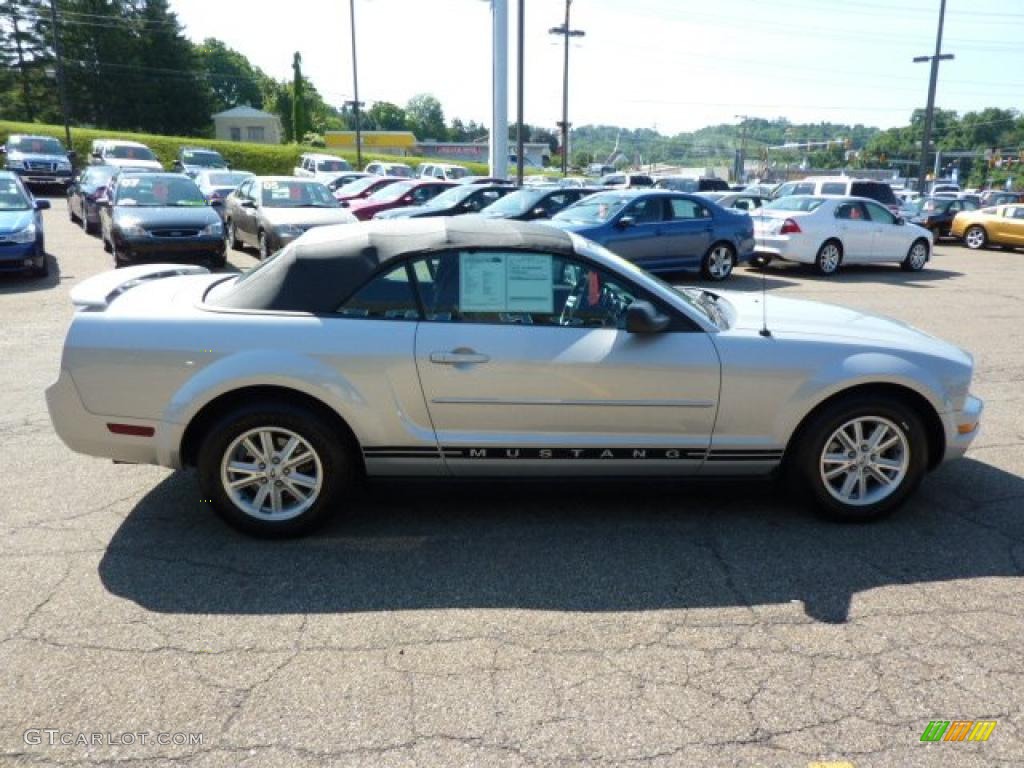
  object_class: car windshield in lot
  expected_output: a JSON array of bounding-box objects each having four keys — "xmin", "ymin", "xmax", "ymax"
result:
[
  {"xmin": 205, "ymin": 171, "xmax": 252, "ymax": 187},
  {"xmin": 553, "ymin": 193, "xmax": 630, "ymax": 224},
  {"xmin": 9, "ymin": 136, "xmax": 65, "ymax": 154},
  {"xmin": 114, "ymin": 175, "xmax": 206, "ymax": 207},
  {"xmin": 367, "ymin": 180, "xmax": 416, "ymax": 202},
  {"xmin": 339, "ymin": 176, "xmax": 394, "ymax": 196},
  {"xmin": 316, "ymin": 159, "xmax": 349, "ymax": 173},
  {"xmin": 420, "ymin": 185, "xmax": 474, "ymax": 208},
  {"xmin": 481, "ymin": 188, "xmax": 547, "ymax": 216},
  {"xmin": 260, "ymin": 180, "xmax": 338, "ymax": 208},
  {"xmin": 764, "ymin": 195, "xmax": 827, "ymax": 212},
  {"xmin": 83, "ymin": 166, "xmax": 116, "ymax": 186},
  {"xmin": 107, "ymin": 144, "xmax": 157, "ymax": 161},
  {"xmin": 917, "ymin": 198, "xmax": 953, "ymax": 214},
  {"xmin": 183, "ymin": 150, "xmax": 225, "ymax": 166},
  {"xmin": 0, "ymin": 179, "xmax": 31, "ymax": 210}
]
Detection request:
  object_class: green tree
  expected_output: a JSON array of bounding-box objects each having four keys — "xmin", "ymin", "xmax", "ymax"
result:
[
  {"xmin": 291, "ymin": 52, "xmax": 306, "ymax": 142},
  {"xmin": 406, "ymin": 93, "xmax": 446, "ymax": 140},
  {"xmin": 0, "ymin": 1, "xmax": 51, "ymax": 122},
  {"xmin": 366, "ymin": 101, "xmax": 406, "ymax": 131},
  {"xmin": 195, "ymin": 38, "xmax": 271, "ymax": 114}
]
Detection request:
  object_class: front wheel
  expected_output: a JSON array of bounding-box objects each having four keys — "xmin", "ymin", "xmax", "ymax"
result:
[
  {"xmin": 963, "ymin": 225, "xmax": 987, "ymax": 250},
  {"xmin": 226, "ymin": 220, "xmax": 243, "ymax": 251},
  {"xmin": 258, "ymin": 230, "xmax": 271, "ymax": 261},
  {"xmin": 792, "ymin": 396, "xmax": 928, "ymax": 522},
  {"xmin": 901, "ymin": 239, "xmax": 929, "ymax": 272},
  {"xmin": 701, "ymin": 243, "xmax": 735, "ymax": 281},
  {"xmin": 814, "ymin": 240, "xmax": 842, "ymax": 276},
  {"xmin": 197, "ymin": 401, "xmax": 354, "ymax": 537}
]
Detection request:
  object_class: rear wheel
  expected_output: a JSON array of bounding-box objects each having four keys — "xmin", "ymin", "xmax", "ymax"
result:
[
  {"xmin": 701, "ymin": 242, "xmax": 735, "ymax": 281},
  {"xmin": 196, "ymin": 401, "xmax": 353, "ymax": 536},
  {"xmin": 258, "ymin": 230, "xmax": 270, "ymax": 261},
  {"xmin": 791, "ymin": 395, "xmax": 928, "ymax": 522},
  {"xmin": 226, "ymin": 219, "xmax": 243, "ymax": 251},
  {"xmin": 963, "ymin": 225, "xmax": 987, "ymax": 250},
  {"xmin": 901, "ymin": 239, "xmax": 929, "ymax": 272},
  {"xmin": 69, "ymin": 202, "xmax": 79, "ymax": 224},
  {"xmin": 814, "ymin": 240, "xmax": 842, "ymax": 276}
]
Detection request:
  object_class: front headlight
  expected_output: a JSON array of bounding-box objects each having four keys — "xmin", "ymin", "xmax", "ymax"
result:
[
  {"xmin": 200, "ymin": 221, "xmax": 223, "ymax": 236},
  {"xmin": 9, "ymin": 223, "xmax": 36, "ymax": 243},
  {"xmin": 119, "ymin": 222, "xmax": 148, "ymax": 238},
  {"xmin": 57, "ymin": 161, "xmax": 72, "ymax": 171},
  {"xmin": 5, "ymin": 158, "xmax": 25, "ymax": 170},
  {"xmin": 275, "ymin": 224, "xmax": 305, "ymax": 238}
]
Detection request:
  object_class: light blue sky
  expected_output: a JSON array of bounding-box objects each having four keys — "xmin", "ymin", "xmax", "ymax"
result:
[{"xmin": 169, "ymin": 0, "xmax": 1023, "ymax": 134}]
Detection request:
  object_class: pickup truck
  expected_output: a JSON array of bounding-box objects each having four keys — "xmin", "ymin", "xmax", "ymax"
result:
[
  {"xmin": 1, "ymin": 134, "xmax": 75, "ymax": 188},
  {"xmin": 294, "ymin": 153, "xmax": 352, "ymax": 182}
]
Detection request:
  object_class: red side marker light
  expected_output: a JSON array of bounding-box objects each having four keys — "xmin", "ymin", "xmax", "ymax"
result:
[{"xmin": 107, "ymin": 423, "xmax": 155, "ymax": 437}]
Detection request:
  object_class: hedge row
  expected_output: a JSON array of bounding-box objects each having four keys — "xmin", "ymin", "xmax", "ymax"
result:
[{"xmin": 0, "ymin": 120, "xmax": 506, "ymax": 177}]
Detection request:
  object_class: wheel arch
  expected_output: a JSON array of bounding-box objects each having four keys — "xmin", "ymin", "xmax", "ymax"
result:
[
  {"xmin": 179, "ymin": 385, "xmax": 364, "ymax": 474},
  {"xmin": 783, "ymin": 382, "xmax": 945, "ymax": 471}
]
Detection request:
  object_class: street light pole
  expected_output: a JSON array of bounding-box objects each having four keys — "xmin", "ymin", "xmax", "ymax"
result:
[
  {"xmin": 347, "ymin": 0, "xmax": 363, "ymax": 169},
  {"xmin": 550, "ymin": 0, "xmax": 584, "ymax": 176},
  {"xmin": 48, "ymin": 0, "xmax": 72, "ymax": 150},
  {"xmin": 913, "ymin": 0, "xmax": 953, "ymax": 193},
  {"xmin": 515, "ymin": 0, "xmax": 525, "ymax": 186}
]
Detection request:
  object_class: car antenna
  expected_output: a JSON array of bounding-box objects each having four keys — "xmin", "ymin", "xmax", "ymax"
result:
[{"xmin": 758, "ymin": 260, "xmax": 772, "ymax": 338}]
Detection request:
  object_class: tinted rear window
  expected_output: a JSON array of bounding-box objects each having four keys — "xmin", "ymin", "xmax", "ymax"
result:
[
  {"xmin": 699, "ymin": 178, "xmax": 729, "ymax": 191},
  {"xmin": 851, "ymin": 182, "xmax": 897, "ymax": 205},
  {"xmin": 820, "ymin": 182, "xmax": 847, "ymax": 195}
]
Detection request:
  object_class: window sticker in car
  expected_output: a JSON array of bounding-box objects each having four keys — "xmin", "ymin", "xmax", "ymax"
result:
[{"xmin": 458, "ymin": 253, "xmax": 554, "ymax": 313}]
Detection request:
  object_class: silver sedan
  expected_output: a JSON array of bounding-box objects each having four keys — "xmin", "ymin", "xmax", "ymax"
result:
[{"xmin": 46, "ymin": 219, "xmax": 982, "ymax": 536}]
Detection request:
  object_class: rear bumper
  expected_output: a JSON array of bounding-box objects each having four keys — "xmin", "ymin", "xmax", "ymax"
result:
[
  {"xmin": 941, "ymin": 394, "xmax": 983, "ymax": 463},
  {"xmin": 753, "ymin": 235, "xmax": 815, "ymax": 264}
]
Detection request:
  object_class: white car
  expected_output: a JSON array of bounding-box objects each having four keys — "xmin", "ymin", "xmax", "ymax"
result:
[
  {"xmin": 364, "ymin": 161, "xmax": 413, "ymax": 178},
  {"xmin": 89, "ymin": 140, "xmax": 163, "ymax": 172},
  {"xmin": 294, "ymin": 153, "xmax": 352, "ymax": 183},
  {"xmin": 418, "ymin": 163, "xmax": 469, "ymax": 181},
  {"xmin": 752, "ymin": 195, "xmax": 932, "ymax": 275}
]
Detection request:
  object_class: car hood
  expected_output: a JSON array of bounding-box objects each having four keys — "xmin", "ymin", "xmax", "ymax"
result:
[
  {"xmin": 374, "ymin": 205, "xmax": 449, "ymax": 219},
  {"xmin": 113, "ymin": 205, "xmax": 220, "ymax": 228},
  {"xmin": 261, "ymin": 207, "xmax": 356, "ymax": 227},
  {"xmin": 103, "ymin": 158, "xmax": 163, "ymax": 171},
  {"xmin": 0, "ymin": 210, "xmax": 34, "ymax": 234},
  {"xmin": 719, "ymin": 290, "xmax": 971, "ymax": 362},
  {"xmin": 545, "ymin": 218, "xmax": 600, "ymax": 233}
]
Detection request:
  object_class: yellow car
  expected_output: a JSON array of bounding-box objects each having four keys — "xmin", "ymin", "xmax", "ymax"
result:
[{"xmin": 950, "ymin": 204, "xmax": 1024, "ymax": 250}]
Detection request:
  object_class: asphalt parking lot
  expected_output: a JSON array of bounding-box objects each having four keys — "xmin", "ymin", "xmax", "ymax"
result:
[{"xmin": 2, "ymin": 198, "xmax": 1022, "ymax": 768}]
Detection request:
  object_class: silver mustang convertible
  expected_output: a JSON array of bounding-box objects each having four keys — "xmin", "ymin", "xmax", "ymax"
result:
[{"xmin": 46, "ymin": 219, "xmax": 982, "ymax": 536}]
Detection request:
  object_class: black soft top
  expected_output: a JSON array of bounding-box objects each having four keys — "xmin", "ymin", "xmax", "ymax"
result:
[{"xmin": 207, "ymin": 217, "xmax": 578, "ymax": 313}]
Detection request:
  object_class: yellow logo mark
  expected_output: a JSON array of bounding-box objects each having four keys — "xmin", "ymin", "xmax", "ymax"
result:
[{"xmin": 968, "ymin": 721, "xmax": 997, "ymax": 742}]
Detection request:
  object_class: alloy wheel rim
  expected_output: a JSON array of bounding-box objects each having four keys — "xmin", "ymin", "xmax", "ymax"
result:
[
  {"xmin": 965, "ymin": 229, "xmax": 984, "ymax": 248},
  {"xmin": 819, "ymin": 416, "xmax": 909, "ymax": 507},
  {"xmin": 709, "ymin": 247, "xmax": 733, "ymax": 279},
  {"xmin": 910, "ymin": 243, "xmax": 927, "ymax": 268},
  {"xmin": 821, "ymin": 245, "xmax": 840, "ymax": 272},
  {"xmin": 220, "ymin": 427, "xmax": 323, "ymax": 521}
]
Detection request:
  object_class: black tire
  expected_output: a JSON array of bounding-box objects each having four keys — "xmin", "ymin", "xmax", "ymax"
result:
[
  {"xmin": 700, "ymin": 242, "xmax": 735, "ymax": 281},
  {"xmin": 750, "ymin": 254, "xmax": 772, "ymax": 268},
  {"xmin": 790, "ymin": 395, "xmax": 928, "ymax": 523},
  {"xmin": 196, "ymin": 401, "xmax": 353, "ymax": 537},
  {"xmin": 258, "ymin": 230, "xmax": 270, "ymax": 261},
  {"xmin": 901, "ymin": 238, "xmax": 929, "ymax": 272},
  {"xmin": 102, "ymin": 236, "xmax": 112, "ymax": 253},
  {"xmin": 814, "ymin": 239, "xmax": 842, "ymax": 276},
  {"xmin": 963, "ymin": 225, "xmax": 987, "ymax": 251},
  {"xmin": 29, "ymin": 246, "xmax": 49, "ymax": 278},
  {"xmin": 83, "ymin": 217, "xmax": 96, "ymax": 235},
  {"xmin": 69, "ymin": 202, "xmax": 80, "ymax": 224},
  {"xmin": 111, "ymin": 242, "xmax": 127, "ymax": 268},
  {"xmin": 209, "ymin": 252, "xmax": 227, "ymax": 270},
  {"xmin": 226, "ymin": 219, "xmax": 243, "ymax": 251}
]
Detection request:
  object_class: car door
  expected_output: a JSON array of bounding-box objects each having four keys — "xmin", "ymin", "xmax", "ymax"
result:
[
  {"xmin": 601, "ymin": 196, "xmax": 668, "ymax": 262},
  {"xmin": 657, "ymin": 196, "xmax": 714, "ymax": 265},
  {"xmin": 862, "ymin": 201, "xmax": 902, "ymax": 261},
  {"xmin": 1005, "ymin": 206, "xmax": 1024, "ymax": 245},
  {"xmin": 411, "ymin": 249, "xmax": 721, "ymax": 476},
  {"xmin": 833, "ymin": 201, "xmax": 874, "ymax": 262},
  {"xmin": 233, "ymin": 179, "xmax": 259, "ymax": 244}
]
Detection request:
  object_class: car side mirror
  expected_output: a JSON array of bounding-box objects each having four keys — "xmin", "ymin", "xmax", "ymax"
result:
[
  {"xmin": 241, "ymin": 199, "xmax": 255, "ymax": 208},
  {"xmin": 402, "ymin": 195, "xmax": 414, "ymax": 203},
  {"xmin": 95, "ymin": 193, "xmax": 109, "ymax": 206},
  {"xmin": 617, "ymin": 215, "xmax": 635, "ymax": 229},
  {"xmin": 625, "ymin": 300, "xmax": 669, "ymax": 334},
  {"xmin": 34, "ymin": 199, "xmax": 51, "ymax": 211},
  {"xmin": 210, "ymin": 199, "xmax": 223, "ymax": 207},
  {"xmin": 895, "ymin": 216, "xmax": 905, "ymax": 225}
]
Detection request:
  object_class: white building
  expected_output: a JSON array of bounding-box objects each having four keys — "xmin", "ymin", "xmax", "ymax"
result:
[{"xmin": 212, "ymin": 106, "xmax": 283, "ymax": 145}]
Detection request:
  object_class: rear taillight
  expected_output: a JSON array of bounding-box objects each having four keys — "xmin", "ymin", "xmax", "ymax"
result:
[{"xmin": 780, "ymin": 218, "xmax": 801, "ymax": 234}]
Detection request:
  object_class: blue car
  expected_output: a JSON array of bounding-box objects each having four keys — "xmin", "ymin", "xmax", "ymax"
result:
[
  {"xmin": 548, "ymin": 189, "xmax": 754, "ymax": 280},
  {"xmin": 0, "ymin": 170, "xmax": 51, "ymax": 277}
]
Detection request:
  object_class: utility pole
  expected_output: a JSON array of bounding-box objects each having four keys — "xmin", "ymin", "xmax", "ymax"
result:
[
  {"xmin": 515, "ymin": 0, "xmax": 525, "ymax": 186},
  {"xmin": 489, "ymin": 0, "xmax": 509, "ymax": 180},
  {"xmin": 734, "ymin": 114, "xmax": 751, "ymax": 184},
  {"xmin": 347, "ymin": 0, "xmax": 364, "ymax": 169},
  {"xmin": 48, "ymin": 0, "xmax": 72, "ymax": 150},
  {"xmin": 549, "ymin": 0, "xmax": 584, "ymax": 176},
  {"xmin": 913, "ymin": 0, "xmax": 953, "ymax": 193}
]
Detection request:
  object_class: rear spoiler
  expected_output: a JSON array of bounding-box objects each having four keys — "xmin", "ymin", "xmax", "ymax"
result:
[{"xmin": 70, "ymin": 264, "xmax": 210, "ymax": 310}]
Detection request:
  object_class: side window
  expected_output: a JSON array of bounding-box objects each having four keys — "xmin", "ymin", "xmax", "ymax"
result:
[
  {"xmin": 470, "ymin": 189, "xmax": 503, "ymax": 210},
  {"xmin": 820, "ymin": 182, "xmax": 847, "ymax": 195},
  {"xmin": 864, "ymin": 201, "xmax": 895, "ymax": 224},
  {"xmin": 835, "ymin": 202, "xmax": 867, "ymax": 220},
  {"xmin": 626, "ymin": 197, "xmax": 665, "ymax": 224},
  {"xmin": 410, "ymin": 251, "xmax": 642, "ymax": 330},
  {"xmin": 412, "ymin": 185, "xmax": 437, "ymax": 203},
  {"xmin": 948, "ymin": 201, "xmax": 962, "ymax": 212},
  {"xmin": 1012, "ymin": 207, "xmax": 1024, "ymax": 219},
  {"xmin": 668, "ymin": 198, "xmax": 707, "ymax": 220},
  {"xmin": 337, "ymin": 263, "xmax": 420, "ymax": 320}
]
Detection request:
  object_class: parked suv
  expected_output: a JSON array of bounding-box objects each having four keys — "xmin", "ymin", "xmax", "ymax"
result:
[
  {"xmin": 364, "ymin": 161, "xmax": 413, "ymax": 178},
  {"xmin": 294, "ymin": 153, "xmax": 351, "ymax": 182},
  {"xmin": 653, "ymin": 176, "xmax": 729, "ymax": 193},
  {"xmin": 418, "ymin": 163, "xmax": 469, "ymax": 181},
  {"xmin": 89, "ymin": 139, "xmax": 163, "ymax": 172},
  {"xmin": 1, "ymin": 134, "xmax": 74, "ymax": 188},
  {"xmin": 599, "ymin": 173, "xmax": 655, "ymax": 189},
  {"xmin": 773, "ymin": 176, "xmax": 900, "ymax": 214},
  {"xmin": 173, "ymin": 146, "xmax": 229, "ymax": 178}
]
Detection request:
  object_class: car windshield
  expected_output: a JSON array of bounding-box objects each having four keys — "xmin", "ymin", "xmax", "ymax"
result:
[
  {"xmin": 9, "ymin": 136, "xmax": 65, "ymax": 155},
  {"xmin": 764, "ymin": 196, "xmax": 826, "ymax": 212},
  {"xmin": 107, "ymin": 145, "xmax": 157, "ymax": 161},
  {"xmin": 443, "ymin": 166, "xmax": 468, "ymax": 179},
  {"xmin": 339, "ymin": 176, "xmax": 390, "ymax": 196},
  {"xmin": 206, "ymin": 172, "xmax": 251, "ymax": 187},
  {"xmin": 316, "ymin": 159, "xmax": 350, "ymax": 173},
  {"xmin": 114, "ymin": 176, "xmax": 206, "ymax": 207},
  {"xmin": 481, "ymin": 188, "xmax": 545, "ymax": 216},
  {"xmin": 260, "ymin": 180, "xmax": 337, "ymax": 208},
  {"xmin": 183, "ymin": 150, "xmax": 225, "ymax": 166},
  {"xmin": 655, "ymin": 178, "xmax": 697, "ymax": 192},
  {"xmin": 917, "ymin": 198, "xmax": 951, "ymax": 214},
  {"xmin": 84, "ymin": 167, "xmax": 116, "ymax": 186},
  {"xmin": 553, "ymin": 193, "xmax": 631, "ymax": 224},
  {"xmin": 367, "ymin": 180, "xmax": 415, "ymax": 202},
  {"xmin": 383, "ymin": 164, "xmax": 413, "ymax": 177},
  {"xmin": 421, "ymin": 185, "xmax": 473, "ymax": 208},
  {"xmin": 0, "ymin": 179, "xmax": 31, "ymax": 211}
]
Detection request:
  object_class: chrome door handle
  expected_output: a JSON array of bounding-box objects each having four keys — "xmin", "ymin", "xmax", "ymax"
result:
[{"xmin": 430, "ymin": 350, "xmax": 490, "ymax": 365}]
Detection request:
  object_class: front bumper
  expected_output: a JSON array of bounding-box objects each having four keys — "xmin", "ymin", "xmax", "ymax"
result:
[
  {"xmin": 10, "ymin": 167, "xmax": 73, "ymax": 186},
  {"xmin": 114, "ymin": 235, "xmax": 225, "ymax": 265},
  {"xmin": 0, "ymin": 241, "xmax": 42, "ymax": 271},
  {"xmin": 941, "ymin": 394, "xmax": 983, "ymax": 463}
]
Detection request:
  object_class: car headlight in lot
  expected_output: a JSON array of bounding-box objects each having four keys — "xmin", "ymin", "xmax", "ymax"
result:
[
  {"xmin": 5, "ymin": 159, "xmax": 25, "ymax": 170},
  {"xmin": 8, "ymin": 223, "xmax": 37, "ymax": 243},
  {"xmin": 119, "ymin": 222, "xmax": 149, "ymax": 238},
  {"xmin": 200, "ymin": 221, "xmax": 223, "ymax": 236},
  {"xmin": 57, "ymin": 161, "xmax": 72, "ymax": 171},
  {"xmin": 275, "ymin": 224, "xmax": 305, "ymax": 238}
]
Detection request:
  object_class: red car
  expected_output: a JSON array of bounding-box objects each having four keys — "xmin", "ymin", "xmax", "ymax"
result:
[
  {"xmin": 347, "ymin": 179, "xmax": 456, "ymax": 221},
  {"xmin": 333, "ymin": 175, "xmax": 405, "ymax": 205}
]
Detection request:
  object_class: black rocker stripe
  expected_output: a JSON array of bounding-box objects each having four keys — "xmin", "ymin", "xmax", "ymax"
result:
[{"xmin": 363, "ymin": 446, "xmax": 784, "ymax": 461}]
